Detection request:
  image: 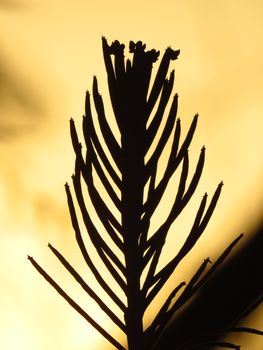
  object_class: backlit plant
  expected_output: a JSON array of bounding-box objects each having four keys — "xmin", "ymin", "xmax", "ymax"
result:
[{"xmin": 29, "ymin": 38, "xmax": 262, "ymax": 350}]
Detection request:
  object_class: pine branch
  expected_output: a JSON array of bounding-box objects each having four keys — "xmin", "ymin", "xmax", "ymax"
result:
[{"xmin": 29, "ymin": 37, "xmax": 262, "ymax": 350}]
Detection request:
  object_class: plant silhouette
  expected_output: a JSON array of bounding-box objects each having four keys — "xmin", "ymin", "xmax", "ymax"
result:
[
  {"xmin": 154, "ymin": 221, "xmax": 263, "ymax": 349},
  {"xmin": 28, "ymin": 38, "xmax": 262, "ymax": 349}
]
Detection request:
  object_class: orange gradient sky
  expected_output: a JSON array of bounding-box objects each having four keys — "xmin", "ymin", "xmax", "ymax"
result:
[{"xmin": 0, "ymin": 1, "xmax": 263, "ymax": 349}]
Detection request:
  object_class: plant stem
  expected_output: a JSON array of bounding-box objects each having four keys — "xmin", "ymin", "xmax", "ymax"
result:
[{"xmin": 122, "ymin": 116, "xmax": 145, "ymax": 349}]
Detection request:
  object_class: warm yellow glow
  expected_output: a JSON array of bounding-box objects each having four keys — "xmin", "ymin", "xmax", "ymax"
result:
[{"xmin": 0, "ymin": 1, "xmax": 262, "ymax": 349}]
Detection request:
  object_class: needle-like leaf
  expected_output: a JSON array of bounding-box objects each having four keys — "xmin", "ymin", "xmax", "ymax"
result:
[{"xmin": 28, "ymin": 256, "xmax": 125, "ymax": 350}]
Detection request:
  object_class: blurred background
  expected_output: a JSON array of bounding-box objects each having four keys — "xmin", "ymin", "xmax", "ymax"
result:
[{"xmin": 0, "ymin": 1, "xmax": 262, "ymax": 349}]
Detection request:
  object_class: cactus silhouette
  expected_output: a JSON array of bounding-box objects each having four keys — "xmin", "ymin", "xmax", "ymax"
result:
[{"xmin": 28, "ymin": 38, "xmax": 262, "ymax": 349}]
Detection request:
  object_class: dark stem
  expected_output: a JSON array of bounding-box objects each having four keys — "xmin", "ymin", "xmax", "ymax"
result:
[{"xmin": 121, "ymin": 119, "xmax": 145, "ymax": 349}]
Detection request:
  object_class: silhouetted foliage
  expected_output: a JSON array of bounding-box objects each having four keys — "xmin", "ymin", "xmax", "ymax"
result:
[
  {"xmin": 154, "ymin": 224, "xmax": 263, "ymax": 349},
  {"xmin": 29, "ymin": 38, "xmax": 262, "ymax": 349}
]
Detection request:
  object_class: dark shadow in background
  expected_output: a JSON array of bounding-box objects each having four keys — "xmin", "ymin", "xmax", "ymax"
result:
[
  {"xmin": 154, "ymin": 219, "xmax": 263, "ymax": 349},
  {"xmin": 0, "ymin": 1, "xmax": 45, "ymax": 141},
  {"xmin": 0, "ymin": 53, "xmax": 45, "ymax": 140},
  {"xmin": 0, "ymin": 0, "xmax": 24, "ymax": 10}
]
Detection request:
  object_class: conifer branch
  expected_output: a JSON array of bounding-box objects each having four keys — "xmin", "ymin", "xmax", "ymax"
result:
[{"xmin": 29, "ymin": 37, "xmax": 262, "ymax": 350}]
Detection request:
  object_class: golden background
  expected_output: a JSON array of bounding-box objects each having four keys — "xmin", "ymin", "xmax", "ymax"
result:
[{"xmin": 0, "ymin": 1, "xmax": 262, "ymax": 349}]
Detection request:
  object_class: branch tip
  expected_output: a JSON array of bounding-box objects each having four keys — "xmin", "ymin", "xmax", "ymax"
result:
[{"xmin": 204, "ymin": 257, "xmax": 212, "ymax": 264}]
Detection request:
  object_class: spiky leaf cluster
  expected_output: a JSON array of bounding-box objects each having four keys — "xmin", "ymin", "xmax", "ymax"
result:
[{"xmin": 29, "ymin": 38, "xmax": 262, "ymax": 350}]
